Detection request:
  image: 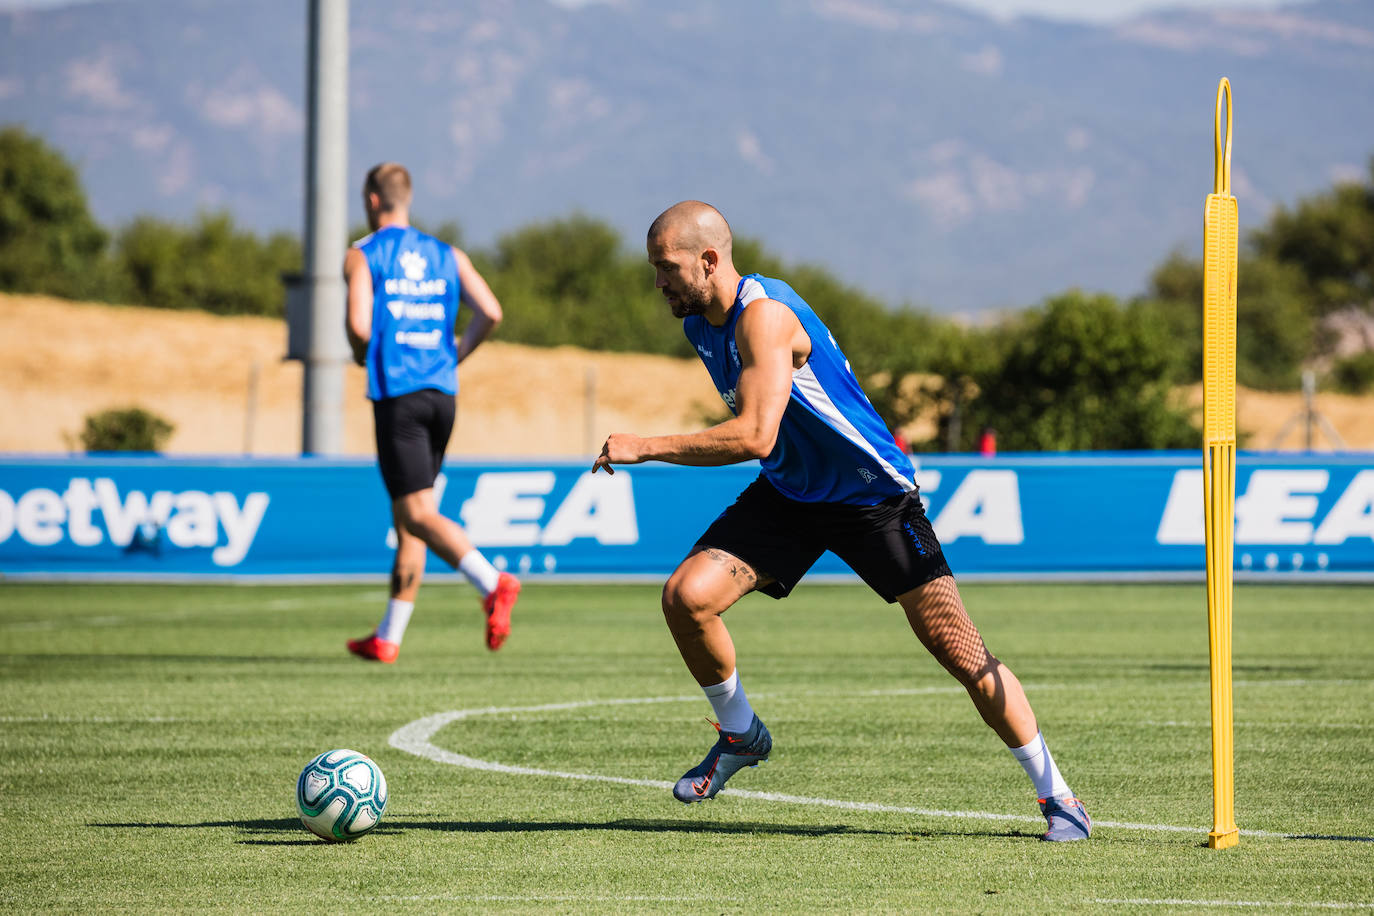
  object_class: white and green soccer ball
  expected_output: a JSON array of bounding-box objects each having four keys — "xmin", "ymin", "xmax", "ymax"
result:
[{"xmin": 295, "ymin": 749, "xmax": 388, "ymax": 842}]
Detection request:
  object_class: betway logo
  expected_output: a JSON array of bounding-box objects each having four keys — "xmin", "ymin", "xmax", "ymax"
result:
[
  {"xmin": 0, "ymin": 478, "xmax": 270, "ymax": 566},
  {"xmin": 1157, "ymin": 469, "xmax": 1374, "ymax": 545},
  {"xmin": 458, "ymin": 471, "xmax": 637, "ymax": 546}
]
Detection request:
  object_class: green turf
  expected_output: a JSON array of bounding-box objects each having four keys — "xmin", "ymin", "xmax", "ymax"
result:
[{"xmin": 1, "ymin": 582, "xmax": 1371, "ymax": 913}]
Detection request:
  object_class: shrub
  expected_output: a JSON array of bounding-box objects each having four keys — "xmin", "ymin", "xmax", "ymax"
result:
[
  {"xmin": 80, "ymin": 406, "xmax": 175, "ymax": 452},
  {"xmin": 1328, "ymin": 350, "xmax": 1374, "ymax": 394}
]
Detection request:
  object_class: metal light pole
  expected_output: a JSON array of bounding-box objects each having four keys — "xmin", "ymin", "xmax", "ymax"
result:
[{"xmin": 300, "ymin": 0, "xmax": 349, "ymax": 455}]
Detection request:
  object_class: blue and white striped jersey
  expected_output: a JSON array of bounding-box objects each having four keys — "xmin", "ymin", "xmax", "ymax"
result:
[
  {"xmin": 683, "ymin": 274, "xmax": 916, "ymax": 505},
  {"xmin": 355, "ymin": 225, "xmax": 461, "ymax": 401}
]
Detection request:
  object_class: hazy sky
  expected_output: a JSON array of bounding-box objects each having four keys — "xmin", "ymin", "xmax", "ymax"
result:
[
  {"xmin": 949, "ymin": 0, "xmax": 1311, "ymax": 20},
  {"xmin": 0, "ymin": 0, "xmax": 1319, "ymax": 23},
  {"xmin": 950, "ymin": 0, "xmax": 1310, "ymax": 20}
]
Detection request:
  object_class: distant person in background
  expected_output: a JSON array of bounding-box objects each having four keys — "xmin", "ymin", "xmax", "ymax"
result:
[
  {"xmin": 343, "ymin": 162, "xmax": 520, "ymax": 662},
  {"xmin": 593, "ymin": 201, "xmax": 1089, "ymax": 841},
  {"xmin": 979, "ymin": 427, "xmax": 997, "ymax": 457}
]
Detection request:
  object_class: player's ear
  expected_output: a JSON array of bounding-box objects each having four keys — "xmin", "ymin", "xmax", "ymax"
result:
[{"xmin": 702, "ymin": 247, "xmax": 719, "ymax": 274}]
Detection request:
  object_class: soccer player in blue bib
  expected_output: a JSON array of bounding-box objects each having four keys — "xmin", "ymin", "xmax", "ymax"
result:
[
  {"xmin": 344, "ymin": 162, "xmax": 520, "ymax": 661},
  {"xmin": 593, "ymin": 201, "xmax": 1090, "ymax": 841}
]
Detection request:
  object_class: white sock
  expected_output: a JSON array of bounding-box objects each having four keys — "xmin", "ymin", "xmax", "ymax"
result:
[
  {"xmin": 376, "ymin": 599, "xmax": 414, "ymax": 645},
  {"xmin": 458, "ymin": 550, "xmax": 501, "ymax": 597},
  {"xmin": 1009, "ymin": 731, "xmax": 1073, "ymax": 800},
  {"xmin": 702, "ymin": 670, "xmax": 755, "ymax": 734}
]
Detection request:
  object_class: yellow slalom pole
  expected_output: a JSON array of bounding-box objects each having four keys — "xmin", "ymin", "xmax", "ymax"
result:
[{"xmin": 1202, "ymin": 76, "xmax": 1240, "ymax": 850}]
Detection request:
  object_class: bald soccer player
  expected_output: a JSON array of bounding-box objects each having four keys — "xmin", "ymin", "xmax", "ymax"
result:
[
  {"xmin": 344, "ymin": 162, "xmax": 520, "ymax": 661},
  {"xmin": 592, "ymin": 201, "xmax": 1090, "ymax": 841}
]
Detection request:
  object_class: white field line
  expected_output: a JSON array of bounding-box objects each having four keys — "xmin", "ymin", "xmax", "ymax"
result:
[
  {"xmin": 388, "ymin": 695, "xmax": 1329, "ymax": 840},
  {"xmin": 379, "ymin": 895, "xmax": 717, "ymax": 904},
  {"xmin": 3, "ymin": 615, "xmax": 133, "ymax": 631},
  {"xmin": 1234, "ymin": 679, "xmax": 1371, "ymax": 688},
  {"xmin": 0, "ymin": 715, "xmax": 182, "ymax": 723},
  {"xmin": 0, "ymin": 591, "xmax": 387, "ymax": 630},
  {"xmin": 1095, "ymin": 899, "xmax": 1374, "ymax": 910},
  {"xmin": 1144, "ymin": 720, "xmax": 1372, "ymax": 730}
]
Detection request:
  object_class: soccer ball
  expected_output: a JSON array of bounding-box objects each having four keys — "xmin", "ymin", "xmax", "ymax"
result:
[{"xmin": 295, "ymin": 749, "xmax": 388, "ymax": 842}]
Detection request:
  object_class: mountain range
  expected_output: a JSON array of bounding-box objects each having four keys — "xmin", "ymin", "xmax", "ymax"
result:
[{"xmin": 2, "ymin": 0, "xmax": 1372, "ymax": 314}]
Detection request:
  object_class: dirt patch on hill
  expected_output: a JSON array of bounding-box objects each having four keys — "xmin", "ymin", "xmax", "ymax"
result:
[
  {"xmin": 4, "ymin": 293, "xmax": 1373, "ymax": 456},
  {"xmin": 2, "ymin": 294, "xmax": 722, "ymax": 457}
]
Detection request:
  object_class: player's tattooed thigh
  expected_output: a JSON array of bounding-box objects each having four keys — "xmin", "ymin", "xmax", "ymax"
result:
[{"xmin": 701, "ymin": 547, "xmax": 761, "ymax": 589}]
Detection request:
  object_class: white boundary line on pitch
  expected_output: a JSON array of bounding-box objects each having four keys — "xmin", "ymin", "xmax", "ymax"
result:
[
  {"xmin": 0, "ymin": 592, "xmax": 387, "ymax": 630},
  {"xmin": 1094, "ymin": 899, "xmax": 1374, "ymax": 910},
  {"xmin": 0, "ymin": 715, "xmax": 182, "ymax": 724},
  {"xmin": 378, "ymin": 895, "xmax": 717, "ymax": 904},
  {"xmin": 389, "ymin": 694, "xmax": 1314, "ymax": 840}
]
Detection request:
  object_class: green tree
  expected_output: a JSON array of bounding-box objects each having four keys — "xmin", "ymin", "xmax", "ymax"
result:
[
  {"xmin": 478, "ymin": 214, "xmax": 688, "ymax": 355},
  {"xmin": 0, "ymin": 125, "xmax": 110, "ymax": 299},
  {"xmin": 1139, "ymin": 250, "xmax": 1313, "ymax": 390},
  {"xmin": 917, "ymin": 292, "xmax": 1198, "ymax": 452},
  {"xmin": 1252, "ymin": 158, "xmax": 1374, "ymax": 316},
  {"xmin": 113, "ymin": 211, "xmax": 302, "ymax": 316},
  {"xmin": 1328, "ymin": 350, "xmax": 1374, "ymax": 394}
]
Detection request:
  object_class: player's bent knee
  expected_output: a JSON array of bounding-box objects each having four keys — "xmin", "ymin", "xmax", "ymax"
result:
[
  {"xmin": 661, "ymin": 575, "xmax": 724, "ymax": 630},
  {"xmin": 396, "ymin": 504, "xmax": 440, "ymax": 537}
]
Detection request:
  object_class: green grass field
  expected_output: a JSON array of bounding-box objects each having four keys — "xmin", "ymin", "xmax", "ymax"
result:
[{"xmin": 2, "ymin": 581, "xmax": 1372, "ymax": 913}]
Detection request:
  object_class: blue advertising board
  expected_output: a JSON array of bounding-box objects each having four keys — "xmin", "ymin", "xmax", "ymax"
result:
[{"xmin": 0, "ymin": 452, "xmax": 1371, "ymax": 581}]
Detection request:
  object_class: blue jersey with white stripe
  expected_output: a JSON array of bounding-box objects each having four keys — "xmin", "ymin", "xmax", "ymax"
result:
[
  {"xmin": 683, "ymin": 274, "xmax": 916, "ymax": 505},
  {"xmin": 355, "ymin": 225, "xmax": 461, "ymax": 401}
]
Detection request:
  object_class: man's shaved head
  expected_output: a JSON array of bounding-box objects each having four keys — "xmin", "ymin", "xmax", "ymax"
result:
[
  {"xmin": 646, "ymin": 201, "xmax": 742, "ymax": 320},
  {"xmin": 647, "ymin": 200, "xmax": 733, "ymax": 257}
]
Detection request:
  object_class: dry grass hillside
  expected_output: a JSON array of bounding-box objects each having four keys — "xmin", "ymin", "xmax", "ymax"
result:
[
  {"xmin": 4, "ymin": 293, "xmax": 1373, "ymax": 456},
  {"xmin": 2, "ymin": 294, "xmax": 721, "ymax": 457}
]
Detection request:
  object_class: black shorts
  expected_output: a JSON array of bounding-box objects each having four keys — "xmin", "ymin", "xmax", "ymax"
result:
[
  {"xmin": 372, "ymin": 388, "xmax": 455, "ymax": 499},
  {"xmin": 696, "ymin": 476, "xmax": 952, "ymax": 602}
]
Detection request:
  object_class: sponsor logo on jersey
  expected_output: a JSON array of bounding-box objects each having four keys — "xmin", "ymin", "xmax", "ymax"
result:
[
  {"xmin": 383, "ymin": 249, "xmax": 450, "ymax": 297},
  {"xmin": 400, "ymin": 249, "xmax": 427, "ymax": 280},
  {"xmin": 394, "ymin": 329, "xmax": 444, "ymax": 348},
  {"xmin": 385, "ymin": 301, "xmax": 447, "ymax": 321},
  {"xmin": 383, "ymin": 277, "xmax": 449, "ymax": 297}
]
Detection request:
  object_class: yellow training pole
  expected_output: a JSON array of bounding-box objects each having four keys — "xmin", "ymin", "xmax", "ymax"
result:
[{"xmin": 1202, "ymin": 76, "xmax": 1240, "ymax": 850}]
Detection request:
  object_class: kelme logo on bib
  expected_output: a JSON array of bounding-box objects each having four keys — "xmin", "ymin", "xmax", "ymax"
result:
[{"xmin": 399, "ymin": 249, "xmax": 427, "ymax": 280}]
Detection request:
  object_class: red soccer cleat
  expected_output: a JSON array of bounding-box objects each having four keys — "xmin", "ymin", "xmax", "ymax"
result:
[
  {"xmin": 346, "ymin": 633, "xmax": 399, "ymax": 664},
  {"xmin": 482, "ymin": 573, "xmax": 521, "ymax": 651}
]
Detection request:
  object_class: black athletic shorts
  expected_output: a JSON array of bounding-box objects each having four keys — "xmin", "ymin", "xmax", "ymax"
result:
[
  {"xmin": 695, "ymin": 476, "xmax": 953, "ymax": 602},
  {"xmin": 372, "ymin": 388, "xmax": 455, "ymax": 499}
]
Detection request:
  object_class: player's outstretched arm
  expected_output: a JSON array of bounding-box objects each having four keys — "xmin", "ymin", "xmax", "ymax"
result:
[
  {"xmin": 593, "ymin": 299, "xmax": 801, "ymax": 474},
  {"xmin": 343, "ymin": 247, "xmax": 373, "ymax": 367},
  {"xmin": 454, "ymin": 247, "xmax": 503, "ymax": 364}
]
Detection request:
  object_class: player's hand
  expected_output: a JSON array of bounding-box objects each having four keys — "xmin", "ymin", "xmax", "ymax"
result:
[{"xmin": 592, "ymin": 434, "xmax": 645, "ymax": 474}]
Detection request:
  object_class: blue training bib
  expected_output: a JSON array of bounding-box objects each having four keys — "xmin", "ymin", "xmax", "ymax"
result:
[
  {"xmin": 356, "ymin": 225, "xmax": 461, "ymax": 401},
  {"xmin": 683, "ymin": 274, "xmax": 916, "ymax": 505}
]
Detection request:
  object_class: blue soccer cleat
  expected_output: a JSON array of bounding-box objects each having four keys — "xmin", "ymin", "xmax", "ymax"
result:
[
  {"xmin": 673, "ymin": 714, "xmax": 772, "ymax": 803},
  {"xmin": 1039, "ymin": 795, "xmax": 1092, "ymax": 841}
]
